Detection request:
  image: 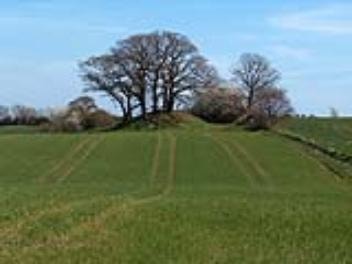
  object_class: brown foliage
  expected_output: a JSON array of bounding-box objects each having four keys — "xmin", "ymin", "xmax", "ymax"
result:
[{"xmin": 192, "ymin": 86, "xmax": 245, "ymax": 123}]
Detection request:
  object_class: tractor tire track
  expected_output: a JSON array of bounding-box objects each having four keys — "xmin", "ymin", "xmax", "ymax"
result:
[
  {"xmin": 0, "ymin": 195, "xmax": 112, "ymax": 246},
  {"xmin": 135, "ymin": 132, "xmax": 177, "ymax": 205},
  {"xmin": 12, "ymin": 197, "xmax": 131, "ymax": 253},
  {"xmin": 1, "ymin": 135, "xmax": 107, "ymax": 248},
  {"xmin": 227, "ymin": 138, "xmax": 271, "ymax": 187},
  {"xmin": 150, "ymin": 132, "xmax": 162, "ymax": 187},
  {"xmin": 56, "ymin": 135, "xmax": 106, "ymax": 184},
  {"xmin": 166, "ymin": 133, "xmax": 177, "ymax": 196},
  {"xmin": 13, "ymin": 197, "xmax": 133, "ymax": 254},
  {"xmin": 38, "ymin": 136, "xmax": 93, "ymax": 183},
  {"xmin": 16, "ymin": 133, "xmax": 178, "ymax": 251},
  {"xmin": 211, "ymin": 134, "xmax": 255, "ymax": 187}
]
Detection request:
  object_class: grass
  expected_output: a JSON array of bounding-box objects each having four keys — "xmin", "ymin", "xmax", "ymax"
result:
[
  {"xmin": 0, "ymin": 119, "xmax": 352, "ymax": 263},
  {"xmin": 277, "ymin": 117, "xmax": 352, "ymax": 155},
  {"xmin": 0, "ymin": 125, "xmax": 41, "ymax": 135}
]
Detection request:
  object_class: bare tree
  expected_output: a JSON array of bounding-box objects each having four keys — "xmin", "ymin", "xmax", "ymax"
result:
[
  {"xmin": 156, "ymin": 32, "xmax": 218, "ymax": 113},
  {"xmin": 254, "ymin": 87, "xmax": 293, "ymax": 119},
  {"xmin": 246, "ymin": 87, "xmax": 293, "ymax": 129},
  {"xmin": 80, "ymin": 31, "xmax": 218, "ymax": 124},
  {"xmin": 80, "ymin": 55, "xmax": 134, "ymax": 123},
  {"xmin": 112, "ymin": 34, "xmax": 150, "ymax": 119},
  {"xmin": 232, "ymin": 53, "xmax": 280, "ymax": 110}
]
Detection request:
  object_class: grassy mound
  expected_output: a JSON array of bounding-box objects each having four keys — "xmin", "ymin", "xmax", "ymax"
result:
[{"xmin": 121, "ymin": 112, "xmax": 208, "ymax": 131}]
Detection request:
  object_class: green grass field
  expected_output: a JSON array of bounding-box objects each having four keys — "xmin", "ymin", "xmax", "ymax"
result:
[
  {"xmin": 277, "ymin": 117, "xmax": 352, "ymax": 155},
  {"xmin": 0, "ymin": 121, "xmax": 352, "ymax": 263}
]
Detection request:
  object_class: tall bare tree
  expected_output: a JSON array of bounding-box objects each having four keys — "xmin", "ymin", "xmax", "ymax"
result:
[
  {"xmin": 232, "ymin": 53, "xmax": 280, "ymax": 110},
  {"xmin": 156, "ymin": 32, "xmax": 218, "ymax": 112}
]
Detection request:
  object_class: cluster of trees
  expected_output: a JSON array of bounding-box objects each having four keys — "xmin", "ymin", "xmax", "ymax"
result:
[
  {"xmin": 80, "ymin": 31, "xmax": 218, "ymax": 123},
  {"xmin": 81, "ymin": 31, "xmax": 293, "ymax": 130},
  {"xmin": 193, "ymin": 53, "xmax": 293, "ymax": 129}
]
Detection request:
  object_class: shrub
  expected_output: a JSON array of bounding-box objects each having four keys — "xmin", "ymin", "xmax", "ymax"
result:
[
  {"xmin": 192, "ymin": 86, "xmax": 245, "ymax": 123},
  {"xmin": 42, "ymin": 97, "xmax": 117, "ymax": 132}
]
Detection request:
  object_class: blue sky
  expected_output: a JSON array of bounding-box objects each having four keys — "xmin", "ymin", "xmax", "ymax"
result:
[{"xmin": 0, "ymin": 0, "xmax": 352, "ymax": 115}]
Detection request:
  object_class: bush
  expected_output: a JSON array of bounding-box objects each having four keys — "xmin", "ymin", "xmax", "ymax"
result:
[
  {"xmin": 85, "ymin": 110, "xmax": 118, "ymax": 129},
  {"xmin": 192, "ymin": 87, "xmax": 245, "ymax": 123},
  {"xmin": 42, "ymin": 97, "xmax": 118, "ymax": 132}
]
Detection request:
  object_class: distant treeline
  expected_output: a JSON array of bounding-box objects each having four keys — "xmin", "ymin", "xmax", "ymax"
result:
[
  {"xmin": 0, "ymin": 97, "xmax": 117, "ymax": 132},
  {"xmin": 0, "ymin": 105, "xmax": 50, "ymax": 126}
]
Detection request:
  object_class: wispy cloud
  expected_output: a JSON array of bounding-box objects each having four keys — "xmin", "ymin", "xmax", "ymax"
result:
[{"xmin": 269, "ymin": 4, "xmax": 352, "ymax": 35}]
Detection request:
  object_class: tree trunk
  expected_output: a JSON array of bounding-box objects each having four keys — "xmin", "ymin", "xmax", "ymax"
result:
[
  {"xmin": 152, "ymin": 73, "xmax": 159, "ymax": 114},
  {"xmin": 166, "ymin": 96, "xmax": 174, "ymax": 113},
  {"xmin": 166, "ymin": 85, "xmax": 176, "ymax": 113},
  {"xmin": 120, "ymin": 104, "xmax": 128, "ymax": 124},
  {"xmin": 126, "ymin": 96, "xmax": 132, "ymax": 122},
  {"xmin": 140, "ymin": 98, "xmax": 147, "ymax": 120},
  {"xmin": 111, "ymin": 92, "xmax": 129, "ymax": 124},
  {"xmin": 248, "ymin": 88, "xmax": 254, "ymax": 110},
  {"xmin": 152, "ymin": 88, "xmax": 158, "ymax": 114},
  {"xmin": 162, "ymin": 89, "xmax": 169, "ymax": 112}
]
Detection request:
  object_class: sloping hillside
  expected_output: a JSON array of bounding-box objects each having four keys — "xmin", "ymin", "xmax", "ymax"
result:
[
  {"xmin": 0, "ymin": 124, "xmax": 351, "ymax": 263},
  {"xmin": 277, "ymin": 117, "xmax": 352, "ymax": 155}
]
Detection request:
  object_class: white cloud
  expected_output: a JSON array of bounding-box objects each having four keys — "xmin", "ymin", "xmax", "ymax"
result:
[
  {"xmin": 270, "ymin": 45, "xmax": 312, "ymax": 60},
  {"xmin": 269, "ymin": 4, "xmax": 352, "ymax": 34}
]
